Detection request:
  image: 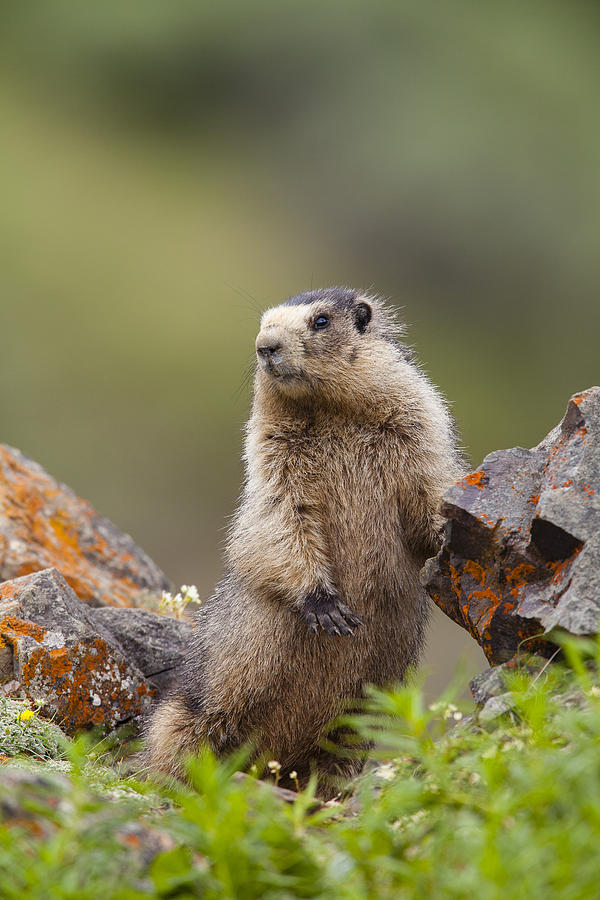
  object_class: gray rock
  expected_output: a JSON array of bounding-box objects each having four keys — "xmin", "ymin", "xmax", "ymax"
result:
[
  {"xmin": 423, "ymin": 387, "xmax": 600, "ymax": 665},
  {"xmin": 470, "ymin": 666, "xmax": 510, "ymax": 706},
  {"xmin": 469, "ymin": 655, "xmax": 548, "ymax": 705},
  {"xmin": 478, "ymin": 694, "xmax": 514, "ymax": 723},
  {"xmin": 93, "ymin": 607, "xmax": 193, "ymax": 693}
]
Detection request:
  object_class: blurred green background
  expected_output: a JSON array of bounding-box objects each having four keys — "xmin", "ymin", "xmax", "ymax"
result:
[{"xmin": 2, "ymin": 1, "xmax": 599, "ymax": 695}]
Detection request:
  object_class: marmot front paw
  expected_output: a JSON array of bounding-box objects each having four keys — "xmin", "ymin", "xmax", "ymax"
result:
[{"xmin": 300, "ymin": 587, "xmax": 363, "ymax": 636}]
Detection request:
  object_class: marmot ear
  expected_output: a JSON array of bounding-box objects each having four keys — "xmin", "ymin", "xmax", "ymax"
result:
[{"xmin": 353, "ymin": 302, "xmax": 372, "ymax": 334}]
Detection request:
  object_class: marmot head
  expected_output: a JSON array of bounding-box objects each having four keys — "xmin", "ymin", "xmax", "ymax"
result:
[{"xmin": 254, "ymin": 287, "xmax": 404, "ymax": 407}]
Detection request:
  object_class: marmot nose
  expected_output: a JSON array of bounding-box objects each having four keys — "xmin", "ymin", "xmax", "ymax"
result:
[{"xmin": 256, "ymin": 341, "xmax": 282, "ymax": 359}]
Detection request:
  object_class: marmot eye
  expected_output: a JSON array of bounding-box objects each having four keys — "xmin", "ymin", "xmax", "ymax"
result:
[{"xmin": 313, "ymin": 315, "xmax": 330, "ymax": 330}]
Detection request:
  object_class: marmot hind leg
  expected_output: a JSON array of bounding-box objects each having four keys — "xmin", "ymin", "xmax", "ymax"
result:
[
  {"xmin": 144, "ymin": 696, "xmax": 206, "ymax": 780},
  {"xmin": 145, "ymin": 695, "xmax": 248, "ymax": 780}
]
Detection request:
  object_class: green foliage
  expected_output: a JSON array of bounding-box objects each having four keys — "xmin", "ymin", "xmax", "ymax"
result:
[
  {"xmin": 328, "ymin": 658, "xmax": 600, "ymax": 899},
  {"xmin": 0, "ymin": 699, "xmax": 68, "ymax": 760},
  {"xmin": 2, "ymin": 642, "xmax": 600, "ymax": 898},
  {"xmin": 149, "ymin": 751, "xmax": 332, "ymax": 899}
]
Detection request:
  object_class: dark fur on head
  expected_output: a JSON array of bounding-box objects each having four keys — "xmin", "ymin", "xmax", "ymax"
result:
[{"xmin": 283, "ymin": 286, "xmax": 358, "ymax": 309}]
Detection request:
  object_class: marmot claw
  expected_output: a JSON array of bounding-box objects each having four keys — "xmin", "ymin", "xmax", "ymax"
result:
[{"xmin": 300, "ymin": 587, "xmax": 364, "ymax": 636}]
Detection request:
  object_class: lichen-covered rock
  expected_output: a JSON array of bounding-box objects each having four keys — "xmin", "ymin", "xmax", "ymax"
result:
[
  {"xmin": 93, "ymin": 606, "xmax": 194, "ymax": 693},
  {"xmin": 0, "ymin": 767, "xmax": 176, "ymax": 867},
  {"xmin": 423, "ymin": 387, "xmax": 600, "ymax": 665},
  {"xmin": 0, "ymin": 444, "xmax": 169, "ymax": 607},
  {"xmin": 0, "ymin": 768, "xmax": 72, "ymax": 840},
  {"xmin": 0, "ymin": 569, "xmax": 153, "ymax": 733}
]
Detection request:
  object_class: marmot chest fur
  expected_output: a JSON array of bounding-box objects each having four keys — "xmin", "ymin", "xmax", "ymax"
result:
[{"xmin": 147, "ymin": 287, "xmax": 462, "ymax": 793}]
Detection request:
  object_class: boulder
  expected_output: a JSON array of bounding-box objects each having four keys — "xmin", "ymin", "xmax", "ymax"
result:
[
  {"xmin": 0, "ymin": 569, "xmax": 192, "ymax": 734},
  {"xmin": 0, "ymin": 768, "xmax": 73, "ymax": 841},
  {"xmin": 0, "ymin": 444, "xmax": 170, "ymax": 607},
  {"xmin": 0, "ymin": 767, "xmax": 176, "ymax": 867},
  {"xmin": 423, "ymin": 387, "xmax": 600, "ymax": 665},
  {"xmin": 93, "ymin": 606, "xmax": 194, "ymax": 694}
]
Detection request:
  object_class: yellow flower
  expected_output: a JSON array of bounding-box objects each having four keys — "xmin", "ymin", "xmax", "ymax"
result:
[{"xmin": 18, "ymin": 709, "xmax": 35, "ymax": 723}]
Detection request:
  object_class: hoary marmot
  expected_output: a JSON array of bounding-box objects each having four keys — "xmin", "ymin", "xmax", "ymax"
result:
[{"xmin": 147, "ymin": 287, "xmax": 462, "ymax": 793}]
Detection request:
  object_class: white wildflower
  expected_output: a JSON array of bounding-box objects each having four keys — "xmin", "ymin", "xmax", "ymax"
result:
[
  {"xmin": 180, "ymin": 585, "xmax": 200, "ymax": 604},
  {"xmin": 159, "ymin": 584, "xmax": 201, "ymax": 618},
  {"xmin": 267, "ymin": 760, "xmax": 281, "ymax": 784},
  {"xmin": 442, "ymin": 704, "xmax": 458, "ymax": 720}
]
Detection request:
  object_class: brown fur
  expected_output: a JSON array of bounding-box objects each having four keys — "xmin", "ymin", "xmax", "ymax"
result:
[{"xmin": 146, "ymin": 287, "xmax": 462, "ymax": 794}]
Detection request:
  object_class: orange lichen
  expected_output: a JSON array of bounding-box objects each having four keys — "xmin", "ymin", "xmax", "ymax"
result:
[
  {"xmin": 505, "ymin": 563, "xmax": 536, "ymax": 598},
  {"xmin": 435, "ymin": 555, "xmax": 550, "ymax": 664},
  {"xmin": 16, "ymin": 634, "xmax": 154, "ymax": 733},
  {"xmin": 46, "ymin": 647, "xmax": 73, "ymax": 677},
  {"xmin": 0, "ymin": 444, "xmax": 165, "ymax": 609},
  {"xmin": 49, "ymin": 516, "xmax": 82, "ymax": 551},
  {"xmin": 0, "ymin": 580, "xmax": 21, "ymax": 602},
  {"xmin": 528, "ymin": 494, "xmax": 540, "ymax": 505},
  {"xmin": 458, "ymin": 470, "xmax": 486, "ymax": 491},
  {"xmin": 21, "ymin": 646, "xmax": 71, "ymax": 684},
  {"xmin": 0, "ymin": 616, "xmax": 47, "ymax": 643},
  {"xmin": 467, "ymin": 588, "xmax": 501, "ymax": 628},
  {"xmin": 546, "ymin": 547, "xmax": 582, "ymax": 585},
  {"xmin": 119, "ymin": 832, "xmax": 142, "ymax": 849},
  {"xmin": 448, "ymin": 564, "xmax": 462, "ymax": 598},
  {"xmin": 463, "ymin": 560, "xmax": 487, "ymax": 584}
]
